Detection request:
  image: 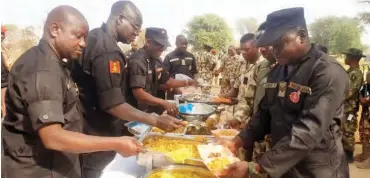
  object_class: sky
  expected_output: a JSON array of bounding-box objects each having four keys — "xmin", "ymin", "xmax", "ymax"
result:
[{"xmin": 1, "ymin": 0, "xmax": 370, "ymax": 46}]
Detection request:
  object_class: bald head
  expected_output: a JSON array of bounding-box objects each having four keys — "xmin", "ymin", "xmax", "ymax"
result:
[
  {"xmin": 108, "ymin": 1, "xmax": 142, "ymax": 44},
  {"xmin": 43, "ymin": 5, "xmax": 89, "ymax": 60},
  {"xmin": 44, "ymin": 5, "xmax": 88, "ymax": 35},
  {"xmin": 175, "ymin": 34, "xmax": 188, "ymax": 53},
  {"xmin": 110, "ymin": 1, "xmax": 142, "ymax": 27}
]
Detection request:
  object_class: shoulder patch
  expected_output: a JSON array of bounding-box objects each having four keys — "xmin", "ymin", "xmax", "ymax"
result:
[{"xmin": 109, "ymin": 60, "xmax": 120, "ymax": 74}]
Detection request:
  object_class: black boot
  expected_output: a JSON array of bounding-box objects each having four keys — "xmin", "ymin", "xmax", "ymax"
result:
[{"xmin": 345, "ymin": 150, "xmax": 354, "ymax": 163}]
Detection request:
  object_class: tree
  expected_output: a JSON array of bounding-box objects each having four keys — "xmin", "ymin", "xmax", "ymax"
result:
[
  {"xmin": 2, "ymin": 25, "xmax": 39, "ymax": 66},
  {"xmin": 357, "ymin": 0, "xmax": 370, "ymax": 24},
  {"xmin": 185, "ymin": 14, "xmax": 234, "ymax": 51},
  {"xmin": 309, "ymin": 16, "xmax": 364, "ymax": 54},
  {"xmin": 235, "ymin": 17, "xmax": 259, "ymax": 35}
]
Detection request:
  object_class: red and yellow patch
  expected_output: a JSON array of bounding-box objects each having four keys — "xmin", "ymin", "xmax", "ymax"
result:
[{"xmin": 109, "ymin": 60, "xmax": 120, "ymax": 74}]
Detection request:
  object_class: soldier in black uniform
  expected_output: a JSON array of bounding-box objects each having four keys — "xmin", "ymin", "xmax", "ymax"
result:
[
  {"xmin": 161, "ymin": 35, "xmax": 197, "ymax": 99},
  {"xmin": 222, "ymin": 7, "xmax": 349, "ymax": 178},
  {"xmin": 2, "ymin": 6, "xmax": 144, "ymax": 178},
  {"xmin": 70, "ymin": 2, "xmax": 185, "ymax": 178},
  {"xmin": 128, "ymin": 28, "xmax": 196, "ymax": 115}
]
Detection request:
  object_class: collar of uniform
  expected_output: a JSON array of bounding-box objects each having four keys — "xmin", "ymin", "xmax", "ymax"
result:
[
  {"xmin": 141, "ymin": 47, "xmax": 160, "ymax": 62},
  {"xmin": 37, "ymin": 39, "xmax": 68, "ymax": 67},
  {"xmin": 174, "ymin": 48, "xmax": 188, "ymax": 56},
  {"xmin": 288, "ymin": 44, "xmax": 319, "ymax": 66},
  {"xmin": 101, "ymin": 23, "xmax": 118, "ymax": 43}
]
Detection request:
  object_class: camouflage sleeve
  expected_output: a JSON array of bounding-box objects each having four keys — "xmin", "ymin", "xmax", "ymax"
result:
[
  {"xmin": 233, "ymin": 60, "xmax": 243, "ymax": 89},
  {"xmin": 345, "ymin": 70, "xmax": 363, "ymax": 100},
  {"xmin": 233, "ymin": 99, "xmax": 252, "ymax": 123}
]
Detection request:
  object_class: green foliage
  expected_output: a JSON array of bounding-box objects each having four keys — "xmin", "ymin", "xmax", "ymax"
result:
[
  {"xmin": 185, "ymin": 14, "xmax": 234, "ymax": 51},
  {"xmin": 358, "ymin": 12, "xmax": 370, "ymax": 24},
  {"xmin": 310, "ymin": 16, "xmax": 364, "ymax": 54},
  {"xmin": 357, "ymin": 0, "xmax": 370, "ymax": 24}
]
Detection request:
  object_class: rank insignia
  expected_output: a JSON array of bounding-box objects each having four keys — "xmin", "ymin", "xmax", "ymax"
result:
[
  {"xmin": 278, "ymin": 82, "xmax": 286, "ymax": 97},
  {"xmin": 289, "ymin": 91, "xmax": 301, "ymax": 103},
  {"xmin": 109, "ymin": 60, "xmax": 120, "ymax": 74}
]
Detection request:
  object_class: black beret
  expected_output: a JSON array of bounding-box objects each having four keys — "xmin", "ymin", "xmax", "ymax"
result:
[
  {"xmin": 145, "ymin": 27, "xmax": 171, "ymax": 47},
  {"xmin": 255, "ymin": 7, "xmax": 306, "ymax": 47}
]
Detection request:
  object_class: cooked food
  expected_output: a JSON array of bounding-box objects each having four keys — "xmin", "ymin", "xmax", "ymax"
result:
[
  {"xmin": 167, "ymin": 148, "xmax": 194, "ymax": 163},
  {"xmin": 148, "ymin": 170, "xmax": 214, "ymax": 178},
  {"xmin": 185, "ymin": 124, "xmax": 210, "ymax": 135},
  {"xmin": 212, "ymin": 129, "xmax": 239, "ymax": 137},
  {"xmin": 211, "ymin": 97, "xmax": 232, "ymax": 104},
  {"xmin": 152, "ymin": 126, "xmax": 185, "ymax": 134},
  {"xmin": 208, "ymin": 152, "xmax": 221, "ymax": 158},
  {"xmin": 143, "ymin": 136, "xmax": 204, "ymax": 162},
  {"xmin": 206, "ymin": 157, "xmax": 231, "ymax": 172}
]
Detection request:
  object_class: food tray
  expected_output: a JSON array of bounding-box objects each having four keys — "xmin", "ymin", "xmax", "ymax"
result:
[
  {"xmin": 124, "ymin": 121, "xmax": 152, "ymax": 138},
  {"xmin": 211, "ymin": 129, "xmax": 240, "ymax": 140},
  {"xmin": 143, "ymin": 165, "xmax": 216, "ymax": 178},
  {"xmin": 180, "ymin": 93, "xmax": 238, "ymax": 105},
  {"xmin": 180, "ymin": 93, "xmax": 218, "ymax": 105},
  {"xmin": 137, "ymin": 133, "xmax": 210, "ymax": 167},
  {"xmin": 204, "ymin": 156, "xmax": 240, "ymax": 177},
  {"xmin": 197, "ymin": 144, "xmax": 234, "ymax": 161}
]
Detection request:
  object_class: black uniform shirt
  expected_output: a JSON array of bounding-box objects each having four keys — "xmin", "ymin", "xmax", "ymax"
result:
[
  {"xmin": 238, "ymin": 45, "xmax": 349, "ymax": 178},
  {"xmin": 1, "ymin": 54, "xmax": 9, "ymax": 88},
  {"xmin": 128, "ymin": 48, "xmax": 170, "ymax": 113},
  {"xmin": 71, "ymin": 23, "xmax": 128, "ymax": 137},
  {"xmin": 163, "ymin": 49, "xmax": 197, "ymax": 78},
  {"xmin": 2, "ymin": 40, "xmax": 82, "ymax": 178}
]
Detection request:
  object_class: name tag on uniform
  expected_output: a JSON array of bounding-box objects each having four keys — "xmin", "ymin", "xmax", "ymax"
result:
[
  {"xmin": 288, "ymin": 82, "xmax": 312, "ymax": 95},
  {"xmin": 170, "ymin": 58, "xmax": 179, "ymax": 62},
  {"xmin": 243, "ymin": 77, "xmax": 248, "ymax": 84},
  {"xmin": 185, "ymin": 57, "xmax": 193, "ymax": 60},
  {"xmin": 263, "ymin": 83, "xmax": 277, "ymax": 88},
  {"xmin": 182, "ymin": 60, "xmax": 186, "ymax": 66},
  {"xmin": 148, "ymin": 70, "xmax": 152, "ymax": 74}
]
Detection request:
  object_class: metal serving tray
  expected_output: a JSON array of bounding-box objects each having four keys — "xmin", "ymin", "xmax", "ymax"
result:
[
  {"xmin": 143, "ymin": 165, "xmax": 216, "ymax": 178},
  {"xmin": 137, "ymin": 133, "xmax": 210, "ymax": 168}
]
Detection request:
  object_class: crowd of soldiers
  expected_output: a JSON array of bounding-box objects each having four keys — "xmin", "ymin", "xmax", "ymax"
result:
[{"xmin": 1, "ymin": 1, "xmax": 370, "ymax": 178}]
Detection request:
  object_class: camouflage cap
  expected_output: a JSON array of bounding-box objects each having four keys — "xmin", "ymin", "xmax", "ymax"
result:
[{"xmin": 343, "ymin": 48, "xmax": 366, "ymax": 58}]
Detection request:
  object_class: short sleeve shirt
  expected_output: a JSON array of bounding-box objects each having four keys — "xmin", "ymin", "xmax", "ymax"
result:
[
  {"xmin": 71, "ymin": 23, "xmax": 128, "ymax": 136},
  {"xmin": 163, "ymin": 50, "xmax": 197, "ymax": 78},
  {"xmin": 128, "ymin": 48, "xmax": 170, "ymax": 112},
  {"xmin": 2, "ymin": 40, "xmax": 82, "ymax": 178}
]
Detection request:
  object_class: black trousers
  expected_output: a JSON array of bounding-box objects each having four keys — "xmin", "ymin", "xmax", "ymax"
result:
[{"xmin": 80, "ymin": 151, "xmax": 116, "ymax": 178}]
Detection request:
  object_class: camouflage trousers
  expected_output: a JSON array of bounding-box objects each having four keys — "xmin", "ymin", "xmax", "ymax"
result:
[
  {"xmin": 341, "ymin": 113, "xmax": 358, "ymax": 151},
  {"xmin": 219, "ymin": 78, "xmax": 232, "ymax": 95},
  {"xmin": 359, "ymin": 112, "xmax": 370, "ymax": 154}
]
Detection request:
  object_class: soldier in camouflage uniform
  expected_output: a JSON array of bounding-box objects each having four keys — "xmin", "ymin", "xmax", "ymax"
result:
[
  {"xmin": 215, "ymin": 45, "xmax": 241, "ymax": 95},
  {"xmin": 356, "ymin": 56, "xmax": 370, "ymax": 169},
  {"xmin": 342, "ymin": 48, "xmax": 364, "ymax": 163},
  {"xmin": 194, "ymin": 44, "xmax": 217, "ymax": 94},
  {"xmin": 227, "ymin": 33, "xmax": 261, "ymax": 131}
]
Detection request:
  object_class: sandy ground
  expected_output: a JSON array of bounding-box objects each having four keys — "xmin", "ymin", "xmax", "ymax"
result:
[{"xmin": 209, "ymin": 86, "xmax": 370, "ymax": 177}]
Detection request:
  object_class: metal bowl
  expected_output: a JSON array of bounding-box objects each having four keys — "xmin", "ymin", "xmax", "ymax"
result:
[{"xmin": 178, "ymin": 103, "xmax": 216, "ymax": 116}]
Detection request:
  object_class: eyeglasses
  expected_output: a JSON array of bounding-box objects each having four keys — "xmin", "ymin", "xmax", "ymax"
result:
[{"xmin": 120, "ymin": 14, "xmax": 141, "ymax": 33}]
